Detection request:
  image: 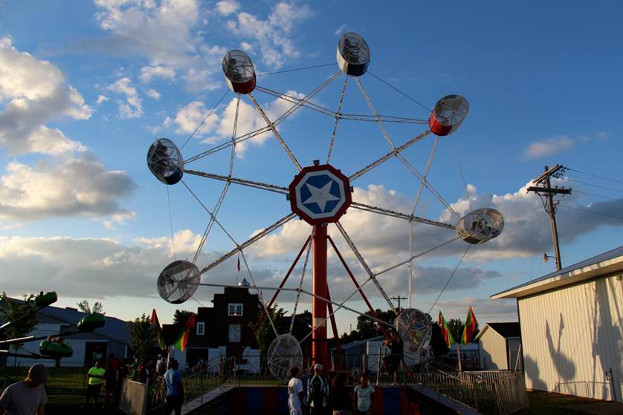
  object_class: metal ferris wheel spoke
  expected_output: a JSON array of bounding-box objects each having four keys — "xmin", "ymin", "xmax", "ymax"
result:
[
  {"xmin": 260, "ymin": 70, "xmax": 342, "ymax": 126},
  {"xmin": 289, "ymin": 238, "xmax": 312, "ymax": 334},
  {"xmin": 335, "ymin": 222, "xmax": 396, "ymax": 312},
  {"xmin": 184, "ymin": 125, "xmax": 273, "ymax": 165},
  {"xmin": 355, "ymin": 77, "xmax": 396, "ymax": 149},
  {"xmin": 258, "ymin": 86, "xmax": 428, "ymax": 124},
  {"xmin": 248, "ymin": 93, "xmax": 302, "ymax": 171},
  {"xmin": 412, "ymin": 135, "xmax": 439, "ymax": 216},
  {"xmin": 199, "ymin": 212, "xmax": 297, "ymax": 275},
  {"xmin": 180, "ymin": 180, "xmax": 241, "ymax": 251},
  {"xmin": 349, "ymin": 130, "xmax": 431, "ymax": 180},
  {"xmin": 326, "ymin": 74, "xmax": 349, "ymax": 164},
  {"xmin": 184, "ymin": 170, "xmax": 289, "ymax": 194},
  {"xmin": 350, "ymin": 201, "xmax": 455, "ymax": 230},
  {"xmin": 395, "ymin": 152, "xmax": 461, "ymax": 220}
]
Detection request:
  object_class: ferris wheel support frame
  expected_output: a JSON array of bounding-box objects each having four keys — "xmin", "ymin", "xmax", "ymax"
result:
[{"xmin": 312, "ymin": 224, "xmax": 329, "ymax": 366}]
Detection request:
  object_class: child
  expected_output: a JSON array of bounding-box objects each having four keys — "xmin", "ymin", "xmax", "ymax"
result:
[{"xmin": 353, "ymin": 374, "xmax": 374, "ymax": 415}]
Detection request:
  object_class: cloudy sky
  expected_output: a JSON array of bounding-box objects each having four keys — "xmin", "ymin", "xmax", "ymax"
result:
[{"xmin": 1, "ymin": 0, "xmax": 622, "ymax": 334}]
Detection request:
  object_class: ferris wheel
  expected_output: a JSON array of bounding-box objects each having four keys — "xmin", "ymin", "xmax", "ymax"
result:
[{"xmin": 147, "ymin": 32, "xmax": 504, "ymax": 377}]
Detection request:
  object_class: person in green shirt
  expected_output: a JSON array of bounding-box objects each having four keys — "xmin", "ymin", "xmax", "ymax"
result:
[{"xmin": 86, "ymin": 360, "xmax": 106, "ymax": 406}]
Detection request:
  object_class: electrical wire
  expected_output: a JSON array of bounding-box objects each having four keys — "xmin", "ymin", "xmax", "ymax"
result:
[
  {"xmin": 573, "ymin": 189, "xmax": 623, "ymax": 203},
  {"xmin": 566, "ymin": 167, "xmax": 623, "ymax": 185},
  {"xmin": 559, "ymin": 204, "xmax": 623, "ymax": 221},
  {"xmin": 563, "ymin": 177, "xmax": 623, "ymax": 194}
]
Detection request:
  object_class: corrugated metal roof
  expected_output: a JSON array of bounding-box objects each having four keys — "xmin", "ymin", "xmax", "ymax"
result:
[{"xmin": 492, "ymin": 245, "xmax": 623, "ymax": 299}]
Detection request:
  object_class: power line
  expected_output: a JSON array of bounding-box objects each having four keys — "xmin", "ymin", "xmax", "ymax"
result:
[
  {"xmin": 559, "ymin": 204, "xmax": 623, "ymax": 221},
  {"xmin": 563, "ymin": 177, "xmax": 623, "ymax": 195},
  {"xmin": 566, "ymin": 167, "xmax": 623, "ymax": 186},
  {"xmin": 573, "ymin": 189, "xmax": 623, "ymax": 203}
]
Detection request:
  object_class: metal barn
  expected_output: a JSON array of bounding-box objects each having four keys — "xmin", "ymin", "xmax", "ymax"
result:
[{"xmin": 492, "ymin": 246, "xmax": 623, "ymax": 402}]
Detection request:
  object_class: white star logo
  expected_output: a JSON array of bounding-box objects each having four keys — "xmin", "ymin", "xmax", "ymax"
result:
[{"xmin": 303, "ymin": 180, "xmax": 340, "ymax": 212}]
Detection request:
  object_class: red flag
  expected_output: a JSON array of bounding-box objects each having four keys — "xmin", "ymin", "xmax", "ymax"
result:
[
  {"xmin": 438, "ymin": 310, "xmax": 455, "ymax": 347},
  {"xmin": 174, "ymin": 313, "xmax": 196, "ymax": 351},
  {"xmin": 150, "ymin": 309, "xmax": 166, "ymax": 350},
  {"xmin": 461, "ymin": 306, "xmax": 478, "ymax": 344},
  {"xmin": 185, "ymin": 313, "xmax": 196, "ymax": 328}
]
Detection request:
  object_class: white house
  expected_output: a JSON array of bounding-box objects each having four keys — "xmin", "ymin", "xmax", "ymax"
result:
[
  {"xmin": 475, "ymin": 322, "xmax": 522, "ymax": 371},
  {"xmin": 492, "ymin": 246, "xmax": 623, "ymax": 402},
  {"xmin": 0, "ymin": 304, "xmax": 130, "ymax": 367}
]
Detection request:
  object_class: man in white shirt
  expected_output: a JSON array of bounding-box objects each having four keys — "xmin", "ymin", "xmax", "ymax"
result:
[
  {"xmin": 0, "ymin": 363, "xmax": 48, "ymax": 415},
  {"xmin": 287, "ymin": 366, "xmax": 304, "ymax": 415}
]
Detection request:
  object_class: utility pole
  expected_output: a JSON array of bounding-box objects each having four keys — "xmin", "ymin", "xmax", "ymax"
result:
[
  {"xmin": 391, "ymin": 296, "xmax": 407, "ymax": 312},
  {"xmin": 527, "ymin": 164, "xmax": 571, "ymax": 271}
]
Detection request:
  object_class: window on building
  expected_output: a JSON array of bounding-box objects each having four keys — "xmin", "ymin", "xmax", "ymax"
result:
[
  {"xmin": 228, "ymin": 303, "xmax": 244, "ymax": 316},
  {"xmin": 228, "ymin": 324, "xmax": 241, "ymax": 343},
  {"xmin": 196, "ymin": 321, "xmax": 205, "ymax": 336}
]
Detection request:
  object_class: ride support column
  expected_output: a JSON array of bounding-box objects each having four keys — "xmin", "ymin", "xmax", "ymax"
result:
[{"xmin": 312, "ymin": 224, "xmax": 328, "ymax": 368}]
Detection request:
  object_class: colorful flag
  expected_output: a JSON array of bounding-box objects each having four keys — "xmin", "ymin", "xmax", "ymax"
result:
[
  {"xmin": 462, "ymin": 306, "xmax": 478, "ymax": 345},
  {"xmin": 174, "ymin": 313, "xmax": 196, "ymax": 351},
  {"xmin": 150, "ymin": 309, "xmax": 166, "ymax": 350},
  {"xmin": 438, "ymin": 310, "xmax": 454, "ymax": 347}
]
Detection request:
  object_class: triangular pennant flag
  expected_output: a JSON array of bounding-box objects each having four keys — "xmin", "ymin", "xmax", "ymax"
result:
[
  {"xmin": 461, "ymin": 306, "xmax": 477, "ymax": 345},
  {"xmin": 150, "ymin": 309, "xmax": 166, "ymax": 350},
  {"xmin": 438, "ymin": 310, "xmax": 455, "ymax": 348}
]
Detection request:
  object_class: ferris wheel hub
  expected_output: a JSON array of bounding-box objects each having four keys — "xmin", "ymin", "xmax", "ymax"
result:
[{"xmin": 288, "ymin": 164, "xmax": 352, "ymax": 225}]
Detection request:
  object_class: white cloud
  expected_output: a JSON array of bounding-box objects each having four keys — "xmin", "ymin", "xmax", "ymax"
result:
[
  {"xmin": 216, "ymin": 0, "xmax": 239, "ymax": 16},
  {"xmin": 334, "ymin": 24, "xmax": 348, "ymax": 37},
  {"xmin": 146, "ymin": 88, "xmax": 161, "ymax": 99},
  {"xmin": 96, "ymin": 94, "xmax": 109, "ymax": 105},
  {"xmin": 108, "ymin": 77, "xmax": 142, "ymax": 118},
  {"xmin": 166, "ymin": 90, "xmax": 306, "ymax": 154},
  {"xmin": 0, "ymin": 155, "xmax": 136, "ymax": 224},
  {"xmin": 226, "ymin": 2, "xmax": 313, "ymax": 68},
  {"xmin": 0, "ymin": 37, "xmax": 91, "ymax": 156},
  {"xmin": 525, "ymin": 135, "xmax": 576, "ymax": 159},
  {"xmin": 139, "ymin": 65, "xmax": 176, "ymax": 83}
]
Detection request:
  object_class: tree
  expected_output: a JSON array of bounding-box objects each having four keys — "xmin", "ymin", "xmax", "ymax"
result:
[
  {"xmin": 77, "ymin": 300, "xmax": 105, "ymax": 315},
  {"xmin": 129, "ymin": 313, "xmax": 157, "ymax": 359},
  {"xmin": 253, "ymin": 305, "xmax": 287, "ymax": 366},
  {"xmin": 447, "ymin": 318, "xmax": 464, "ymax": 344},
  {"xmin": 173, "ymin": 309, "xmax": 193, "ymax": 328},
  {"xmin": 0, "ymin": 293, "xmax": 39, "ymax": 352},
  {"xmin": 356, "ymin": 308, "xmax": 396, "ymax": 339}
]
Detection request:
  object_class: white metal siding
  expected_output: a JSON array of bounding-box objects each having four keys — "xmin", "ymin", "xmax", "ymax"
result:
[
  {"xmin": 519, "ymin": 273, "xmax": 623, "ymax": 402},
  {"xmin": 479, "ymin": 329, "xmax": 508, "ymax": 370}
]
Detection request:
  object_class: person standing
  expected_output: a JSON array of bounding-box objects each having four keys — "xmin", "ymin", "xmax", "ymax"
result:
[
  {"xmin": 0, "ymin": 363, "xmax": 48, "ymax": 415},
  {"xmin": 287, "ymin": 367, "xmax": 304, "ymax": 415},
  {"xmin": 352, "ymin": 374, "xmax": 374, "ymax": 415},
  {"xmin": 383, "ymin": 329, "xmax": 403, "ymax": 385},
  {"xmin": 86, "ymin": 360, "xmax": 106, "ymax": 406},
  {"xmin": 330, "ymin": 372, "xmax": 352, "ymax": 415},
  {"xmin": 164, "ymin": 358, "xmax": 184, "ymax": 415},
  {"xmin": 306, "ymin": 363, "xmax": 329, "ymax": 415}
]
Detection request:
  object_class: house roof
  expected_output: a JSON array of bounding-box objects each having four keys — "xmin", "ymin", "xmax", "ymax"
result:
[
  {"xmin": 475, "ymin": 322, "xmax": 520, "ymax": 341},
  {"xmin": 491, "ymin": 245, "xmax": 623, "ymax": 299},
  {"xmin": 0, "ymin": 299, "xmax": 130, "ymax": 344}
]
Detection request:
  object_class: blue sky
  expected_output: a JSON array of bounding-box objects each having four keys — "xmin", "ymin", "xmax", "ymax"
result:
[{"xmin": 1, "ymin": 0, "xmax": 622, "ymax": 333}]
